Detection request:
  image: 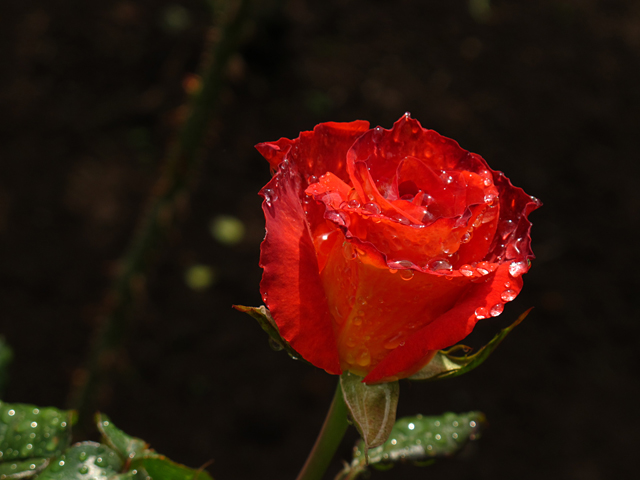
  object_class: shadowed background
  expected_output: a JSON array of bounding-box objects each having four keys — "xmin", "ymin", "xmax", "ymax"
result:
[{"xmin": 1, "ymin": 0, "xmax": 638, "ymax": 479}]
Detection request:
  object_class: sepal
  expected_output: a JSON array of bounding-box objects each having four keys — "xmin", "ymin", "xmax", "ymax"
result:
[
  {"xmin": 233, "ymin": 304, "xmax": 305, "ymax": 361},
  {"xmin": 340, "ymin": 372, "xmax": 399, "ymax": 452},
  {"xmin": 409, "ymin": 308, "xmax": 531, "ymax": 381}
]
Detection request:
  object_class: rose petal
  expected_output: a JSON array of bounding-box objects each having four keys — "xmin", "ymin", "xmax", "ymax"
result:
[
  {"xmin": 321, "ymin": 232, "xmax": 471, "ymax": 377},
  {"xmin": 259, "ymin": 161, "xmax": 341, "ymax": 375},
  {"xmin": 256, "ymin": 120, "xmax": 370, "ymax": 182},
  {"xmin": 363, "ymin": 262, "xmax": 522, "ymax": 383}
]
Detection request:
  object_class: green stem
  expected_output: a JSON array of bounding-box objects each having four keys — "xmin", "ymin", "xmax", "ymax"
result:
[{"xmin": 296, "ymin": 381, "xmax": 350, "ymax": 480}]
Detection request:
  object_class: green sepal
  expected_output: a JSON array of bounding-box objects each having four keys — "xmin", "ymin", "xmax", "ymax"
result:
[
  {"xmin": 0, "ymin": 337, "xmax": 12, "ymax": 394},
  {"xmin": 34, "ymin": 441, "xmax": 123, "ymax": 480},
  {"xmin": 129, "ymin": 456, "xmax": 214, "ymax": 480},
  {"xmin": 409, "ymin": 308, "xmax": 531, "ymax": 381},
  {"xmin": 95, "ymin": 413, "xmax": 147, "ymax": 462},
  {"xmin": 0, "ymin": 401, "xmax": 76, "ymax": 462},
  {"xmin": 337, "ymin": 411, "xmax": 485, "ymax": 479},
  {"xmin": 340, "ymin": 372, "xmax": 400, "ymax": 451},
  {"xmin": 233, "ymin": 305, "xmax": 305, "ymax": 362}
]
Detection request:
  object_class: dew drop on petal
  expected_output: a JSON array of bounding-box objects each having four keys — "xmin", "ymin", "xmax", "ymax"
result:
[
  {"xmin": 509, "ymin": 261, "xmax": 527, "ymax": 277},
  {"xmin": 326, "ymin": 210, "xmax": 347, "ymax": 226},
  {"xmin": 490, "ymin": 304, "xmax": 504, "ymax": 317},
  {"xmin": 356, "ymin": 349, "xmax": 371, "ymax": 367},
  {"xmin": 475, "ymin": 307, "xmax": 488, "ymax": 319},
  {"xmin": 459, "ymin": 264, "xmax": 474, "ymax": 277},
  {"xmin": 342, "ymin": 242, "xmax": 357, "ymax": 260},
  {"xmin": 501, "ymin": 289, "xmax": 517, "ymax": 302},
  {"xmin": 347, "ymin": 199, "xmax": 360, "ymax": 209},
  {"xmin": 428, "ymin": 258, "xmax": 453, "ymax": 271},
  {"xmin": 362, "ymin": 203, "xmax": 381, "ymax": 215},
  {"xmin": 399, "ymin": 269, "xmax": 414, "ymax": 281},
  {"xmin": 307, "ymin": 175, "xmax": 318, "ymax": 184}
]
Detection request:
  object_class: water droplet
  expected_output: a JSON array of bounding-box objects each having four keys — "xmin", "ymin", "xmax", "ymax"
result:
[
  {"xmin": 32, "ymin": 409, "xmax": 39, "ymax": 415},
  {"xmin": 490, "ymin": 304, "xmax": 504, "ymax": 317},
  {"xmin": 307, "ymin": 175, "xmax": 318, "ymax": 184},
  {"xmin": 7, "ymin": 410, "xmax": 15, "ymax": 416},
  {"xmin": 262, "ymin": 188, "xmax": 276, "ymax": 207},
  {"xmin": 390, "ymin": 213, "xmax": 410, "ymax": 225},
  {"xmin": 476, "ymin": 267, "xmax": 489, "ymax": 275},
  {"xmin": 459, "ymin": 264, "xmax": 474, "ymax": 277},
  {"xmin": 428, "ymin": 258, "xmax": 452, "ymax": 271},
  {"xmin": 59, "ymin": 461, "xmax": 65, "ymax": 467},
  {"xmin": 484, "ymin": 192, "xmax": 497, "ymax": 204},
  {"xmin": 452, "ymin": 432, "xmax": 459, "ymax": 439},
  {"xmin": 469, "ymin": 420, "xmax": 477, "ymax": 427},
  {"xmin": 326, "ymin": 210, "xmax": 347, "ymax": 226},
  {"xmin": 475, "ymin": 307, "xmax": 488, "ymax": 319},
  {"xmin": 509, "ymin": 261, "xmax": 527, "ymax": 277},
  {"xmin": 347, "ymin": 199, "xmax": 360, "ymax": 209},
  {"xmin": 501, "ymin": 289, "xmax": 517, "ymax": 302},
  {"xmin": 390, "ymin": 439, "xmax": 397, "ymax": 445},
  {"xmin": 408, "ymin": 423, "xmax": 415, "ymax": 430},
  {"xmin": 461, "ymin": 231, "xmax": 472, "ymax": 243},
  {"xmin": 79, "ymin": 466, "xmax": 89, "ymax": 475},
  {"xmin": 342, "ymin": 242, "xmax": 357, "ymax": 260},
  {"xmin": 400, "ymin": 269, "xmax": 414, "ymax": 281},
  {"xmin": 29, "ymin": 464, "xmax": 36, "ymax": 470},
  {"xmin": 30, "ymin": 422, "xmax": 37, "ymax": 428},
  {"xmin": 356, "ymin": 350, "xmax": 371, "ymax": 366},
  {"xmin": 362, "ymin": 203, "xmax": 381, "ymax": 215},
  {"xmin": 384, "ymin": 332, "xmax": 405, "ymax": 349},
  {"xmin": 435, "ymin": 434, "xmax": 442, "ymax": 440}
]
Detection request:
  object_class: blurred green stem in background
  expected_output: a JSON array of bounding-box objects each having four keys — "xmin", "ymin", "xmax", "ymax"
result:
[{"xmin": 67, "ymin": 0, "xmax": 253, "ymax": 431}]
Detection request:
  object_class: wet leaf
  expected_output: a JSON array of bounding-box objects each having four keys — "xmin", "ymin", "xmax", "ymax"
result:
[
  {"xmin": 233, "ymin": 305, "xmax": 304, "ymax": 361},
  {"xmin": 0, "ymin": 457, "xmax": 49, "ymax": 479},
  {"xmin": 95, "ymin": 414, "xmax": 147, "ymax": 462},
  {"xmin": 409, "ymin": 309, "xmax": 531, "ymax": 381},
  {"xmin": 35, "ymin": 442, "xmax": 122, "ymax": 480},
  {"xmin": 0, "ymin": 401, "xmax": 76, "ymax": 462},
  {"xmin": 130, "ymin": 456, "xmax": 213, "ymax": 480},
  {"xmin": 340, "ymin": 372, "xmax": 399, "ymax": 451},
  {"xmin": 338, "ymin": 411, "xmax": 485, "ymax": 479}
]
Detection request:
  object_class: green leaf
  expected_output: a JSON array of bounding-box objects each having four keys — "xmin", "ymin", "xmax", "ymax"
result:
[
  {"xmin": 340, "ymin": 372, "xmax": 399, "ymax": 451},
  {"xmin": 233, "ymin": 305, "xmax": 304, "ymax": 361},
  {"xmin": 0, "ymin": 457, "xmax": 49, "ymax": 479},
  {"xmin": 94, "ymin": 416, "xmax": 213, "ymax": 480},
  {"xmin": 95, "ymin": 414, "xmax": 147, "ymax": 462},
  {"xmin": 0, "ymin": 337, "xmax": 12, "ymax": 394},
  {"xmin": 130, "ymin": 456, "xmax": 213, "ymax": 480},
  {"xmin": 409, "ymin": 308, "xmax": 531, "ymax": 381},
  {"xmin": 0, "ymin": 401, "xmax": 76, "ymax": 462},
  {"xmin": 34, "ymin": 442, "xmax": 122, "ymax": 480},
  {"xmin": 338, "ymin": 411, "xmax": 485, "ymax": 479}
]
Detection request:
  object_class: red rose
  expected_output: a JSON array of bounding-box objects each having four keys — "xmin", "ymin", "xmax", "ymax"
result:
[{"xmin": 256, "ymin": 114, "xmax": 540, "ymax": 384}]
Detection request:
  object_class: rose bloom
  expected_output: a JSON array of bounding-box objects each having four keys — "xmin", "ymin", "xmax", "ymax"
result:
[{"xmin": 256, "ymin": 114, "xmax": 540, "ymax": 384}]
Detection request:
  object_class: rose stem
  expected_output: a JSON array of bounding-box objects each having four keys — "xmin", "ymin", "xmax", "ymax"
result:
[{"xmin": 296, "ymin": 381, "xmax": 350, "ymax": 480}]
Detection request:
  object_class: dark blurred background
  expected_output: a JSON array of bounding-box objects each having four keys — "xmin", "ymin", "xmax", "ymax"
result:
[{"xmin": 1, "ymin": 0, "xmax": 638, "ymax": 479}]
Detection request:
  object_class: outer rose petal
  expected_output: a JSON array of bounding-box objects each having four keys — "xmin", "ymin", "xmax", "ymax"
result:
[
  {"xmin": 321, "ymin": 229, "xmax": 473, "ymax": 377},
  {"xmin": 259, "ymin": 161, "xmax": 341, "ymax": 375},
  {"xmin": 256, "ymin": 120, "xmax": 370, "ymax": 182},
  {"xmin": 363, "ymin": 262, "xmax": 522, "ymax": 383}
]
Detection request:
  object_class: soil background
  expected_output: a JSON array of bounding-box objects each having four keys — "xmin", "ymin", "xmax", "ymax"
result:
[{"xmin": 1, "ymin": 1, "xmax": 639, "ymax": 479}]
